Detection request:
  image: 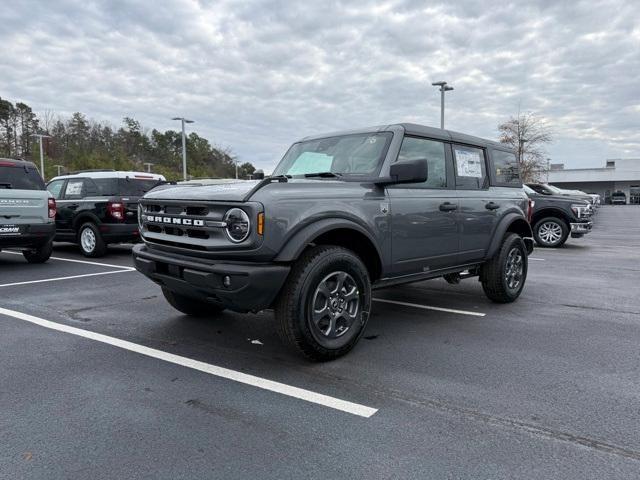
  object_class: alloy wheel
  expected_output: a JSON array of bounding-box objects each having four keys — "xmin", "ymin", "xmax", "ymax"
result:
[
  {"xmin": 538, "ymin": 221, "xmax": 563, "ymax": 245},
  {"xmin": 504, "ymin": 247, "xmax": 524, "ymax": 290},
  {"xmin": 311, "ymin": 271, "xmax": 360, "ymax": 339}
]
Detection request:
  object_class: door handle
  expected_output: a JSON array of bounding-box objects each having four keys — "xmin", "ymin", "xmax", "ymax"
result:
[
  {"xmin": 439, "ymin": 202, "xmax": 458, "ymax": 212},
  {"xmin": 485, "ymin": 202, "xmax": 500, "ymax": 210}
]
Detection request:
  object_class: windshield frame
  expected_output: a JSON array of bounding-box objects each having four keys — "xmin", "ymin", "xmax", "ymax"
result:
[{"xmin": 272, "ymin": 132, "xmax": 394, "ymax": 180}]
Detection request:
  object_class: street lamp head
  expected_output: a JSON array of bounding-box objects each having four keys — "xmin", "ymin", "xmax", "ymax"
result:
[
  {"xmin": 171, "ymin": 117, "xmax": 182, "ymax": 121},
  {"xmin": 431, "ymin": 81, "xmax": 447, "ymax": 87},
  {"xmin": 444, "ymin": 86, "xmax": 454, "ymax": 91},
  {"xmin": 185, "ymin": 119, "xmax": 195, "ymax": 124}
]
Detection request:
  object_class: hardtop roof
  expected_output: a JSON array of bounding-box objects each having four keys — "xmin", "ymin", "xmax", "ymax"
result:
[
  {"xmin": 0, "ymin": 158, "xmax": 38, "ymax": 168},
  {"xmin": 298, "ymin": 123, "xmax": 512, "ymax": 152},
  {"xmin": 49, "ymin": 171, "xmax": 165, "ymax": 182}
]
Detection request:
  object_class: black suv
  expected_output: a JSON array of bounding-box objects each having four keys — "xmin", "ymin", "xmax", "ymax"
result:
[
  {"xmin": 46, "ymin": 171, "xmax": 165, "ymax": 257},
  {"xmin": 134, "ymin": 124, "xmax": 534, "ymax": 360},
  {"xmin": 523, "ymin": 185, "xmax": 592, "ymax": 247}
]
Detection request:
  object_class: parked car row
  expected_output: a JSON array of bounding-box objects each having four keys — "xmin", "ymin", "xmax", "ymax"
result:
[{"xmin": 0, "ymin": 159, "xmax": 165, "ymax": 261}]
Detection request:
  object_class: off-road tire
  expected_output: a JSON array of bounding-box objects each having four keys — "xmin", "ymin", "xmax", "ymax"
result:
[
  {"xmin": 274, "ymin": 245, "xmax": 372, "ymax": 361},
  {"xmin": 78, "ymin": 222, "xmax": 107, "ymax": 257},
  {"xmin": 533, "ymin": 217, "xmax": 569, "ymax": 248},
  {"xmin": 481, "ymin": 233, "xmax": 528, "ymax": 303},
  {"xmin": 23, "ymin": 241, "xmax": 53, "ymax": 264},
  {"xmin": 162, "ymin": 288, "xmax": 225, "ymax": 316}
]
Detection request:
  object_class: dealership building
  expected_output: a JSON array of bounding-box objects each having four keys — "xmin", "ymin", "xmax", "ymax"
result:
[{"xmin": 548, "ymin": 158, "xmax": 640, "ymax": 205}]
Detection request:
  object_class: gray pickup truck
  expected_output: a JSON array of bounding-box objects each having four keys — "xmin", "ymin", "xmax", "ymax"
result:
[
  {"xmin": 0, "ymin": 159, "xmax": 56, "ymax": 263},
  {"xmin": 133, "ymin": 124, "xmax": 534, "ymax": 360}
]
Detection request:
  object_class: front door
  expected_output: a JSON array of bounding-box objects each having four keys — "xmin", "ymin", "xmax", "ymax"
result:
[
  {"xmin": 388, "ymin": 136, "xmax": 459, "ymax": 276},
  {"xmin": 55, "ymin": 178, "xmax": 85, "ymax": 232}
]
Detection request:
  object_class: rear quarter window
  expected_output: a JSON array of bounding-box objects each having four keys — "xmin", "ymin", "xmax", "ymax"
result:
[
  {"xmin": 491, "ymin": 150, "xmax": 521, "ymax": 186},
  {"xmin": 0, "ymin": 165, "xmax": 45, "ymax": 190}
]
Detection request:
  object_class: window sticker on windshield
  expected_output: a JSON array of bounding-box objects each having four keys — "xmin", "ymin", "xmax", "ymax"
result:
[
  {"xmin": 288, "ymin": 152, "xmax": 333, "ymax": 175},
  {"xmin": 66, "ymin": 181, "xmax": 83, "ymax": 196},
  {"xmin": 455, "ymin": 149, "xmax": 483, "ymax": 178}
]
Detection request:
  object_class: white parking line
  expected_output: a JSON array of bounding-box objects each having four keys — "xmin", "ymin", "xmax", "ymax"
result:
[
  {"xmin": 0, "ymin": 269, "xmax": 135, "ymax": 288},
  {"xmin": 0, "ymin": 250, "xmax": 135, "ymax": 270},
  {"xmin": 529, "ymin": 257, "xmax": 546, "ymax": 261},
  {"xmin": 373, "ymin": 298, "xmax": 485, "ymax": 317},
  {"xmin": 0, "ymin": 307, "xmax": 378, "ymax": 418}
]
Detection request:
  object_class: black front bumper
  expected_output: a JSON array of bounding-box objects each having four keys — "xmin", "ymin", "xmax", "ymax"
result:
[
  {"xmin": 0, "ymin": 223, "xmax": 55, "ymax": 248},
  {"xmin": 132, "ymin": 244, "xmax": 290, "ymax": 312}
]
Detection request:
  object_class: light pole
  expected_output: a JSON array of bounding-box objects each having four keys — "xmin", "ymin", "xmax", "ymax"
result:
[
  {"xmin": 431, "ymin": 81, "xmax": 454, "ymax": 129},
  {"xmin": 54, "ymin": 165, "xmax": 64, "ymax": 176},
  {"xmin": 32, "ymin": 134, "xmax": 51, "ymax": 180},
  {"xmin": 171, "ymin": 117, "xmax": 194, "ymax": 181}
]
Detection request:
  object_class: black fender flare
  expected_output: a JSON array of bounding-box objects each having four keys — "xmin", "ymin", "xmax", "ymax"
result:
[
  {"xmin": 485, "ymin": 213, "xmax": 534, "ymax": 259},
  {"xmin": 274, "ymin": 217, "xmax": 383, "ymax": 264},
  {"xmin": 72, "ymin": 212, "xmax": 102, "ymax": 232}
]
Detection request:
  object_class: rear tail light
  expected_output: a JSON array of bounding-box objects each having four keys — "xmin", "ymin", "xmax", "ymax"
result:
[
  {"xmin": 107, "ymin": 201, "xmax": 125, "ymax": 221},
  {"xmin": 527, "ymin": 198, "xmax": 534, "ymax": 223},
  {"xmin": 48, "ymin": 198, "xmax": 56, "ymax": 218}
]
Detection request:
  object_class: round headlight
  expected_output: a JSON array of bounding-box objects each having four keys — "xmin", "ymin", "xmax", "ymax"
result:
[{"xmin": 224, "ymin": 208, "xmax": 250, "ymax": 243}]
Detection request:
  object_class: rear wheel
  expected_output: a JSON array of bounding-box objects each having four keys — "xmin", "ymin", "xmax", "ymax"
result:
[
  {"xmin": 23, "ymin": 241, "xmax": 53, "ymax": 264},
  {"xmin": 533, "ymin": 217, "xmax": 569, "ymax": 248},
  {"xmin": 481, "ymin": 233, "xmax": 528, "ymax": 303},
  {"xmin": 274, "ymin": 245, "xmax": 371, "ymax": 361},
  {"xmin": 78, "ymin": 222, "xmax": 107, "ymax": 257},
  {"xmin": 162, "ymin": 288, "xmax": 225, "ymax": 316}
]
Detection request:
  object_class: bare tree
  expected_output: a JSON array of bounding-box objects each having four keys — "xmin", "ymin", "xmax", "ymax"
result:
[{"xmin": 498, "ymin": 112, "xmax": 552, "ymax": 183}]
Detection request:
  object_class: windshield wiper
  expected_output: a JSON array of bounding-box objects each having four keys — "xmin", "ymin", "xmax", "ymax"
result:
[{"xmin": 304, "ymin": 172, "xmax": 342, "ymax": 178}]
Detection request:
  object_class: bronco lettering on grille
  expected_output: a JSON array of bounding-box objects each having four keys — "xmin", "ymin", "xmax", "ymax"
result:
[{"xmin": 144, "ymin": 215, "xmax": 204, "ymax": 227}]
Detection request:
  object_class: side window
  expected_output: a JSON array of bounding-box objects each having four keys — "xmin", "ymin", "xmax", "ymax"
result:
[
  {"xmin": 83, "ymin": 178, "xmax": 99, "ymax": 196},
  {"xmin": 492, "ymin": 150, "xmax": 520, "ymax": 185},
  {"xmin": 396, "ymin": 137, "xmax": 447, "ymax": 188},
  {"xmin": 64, "ymin": 179, "xmax": 85, "ymax": 199},
  {"xmin": 46, "ymin": 180, "xmax": 65, "ymax": 199},
  {"xmin": 453, "ymin": 145, "xmax": 487, "ymax": 189}
]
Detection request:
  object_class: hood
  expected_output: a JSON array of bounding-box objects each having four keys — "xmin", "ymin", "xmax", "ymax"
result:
[
  {"xmin": 144, "ymin": 180, "xmax": 260, "ymax": 202},
  {"xmin": 529, "ymin": 192, "xmax": 589, "ymax": 205}
]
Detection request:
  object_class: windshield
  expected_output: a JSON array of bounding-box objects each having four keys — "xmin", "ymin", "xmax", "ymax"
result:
[
  {"xmin": 545, "ymin": 184, "xmax": 563, "ymax": 194},
  {"xmin": 0, "ymin": 164, "xmax": 45, "ymax": 190},
  {"xmin": 523, "ymin": 185, "xmax": 536, "ymax": 195},
  {"xmin": 272, "ymin": 132, "xmax": 393, "ymax": 177}
]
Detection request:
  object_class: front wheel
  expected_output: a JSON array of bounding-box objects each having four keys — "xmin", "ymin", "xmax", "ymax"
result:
[
  {"xmin": 481, "ymin": 233, "xmax": 528, "ymax": 303},
  {"xmin": 274, "ymin": 245, "xmax": 372, "ymax": 361},
  {"xmin": 533, "ymin": 217, "xmax": 569, "ymax": 248},
  {"xmin": 23, "ymin": 241, "xmax": 53, "ymax": 264},
  {"xmin": 162, "ymin": 288, "xmax": 225, "ymax": 316}
]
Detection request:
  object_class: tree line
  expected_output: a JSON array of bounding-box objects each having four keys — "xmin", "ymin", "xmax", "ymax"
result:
[
  {"xmin": 0, "ymin": 96, "xmax": 552, "ymax": 184},
  {"xmin": 0, "ymin": 97, "xmax": 256, "ymax": 181}
]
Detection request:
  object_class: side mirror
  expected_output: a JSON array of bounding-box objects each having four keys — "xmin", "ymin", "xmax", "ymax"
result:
[
  {"xmin": 253, "ymin": 170, "xmax": 265, "ymax": 180},
  {"xmin": 382, "ymin": 158, "xmax": 428, "ymax": 185}
]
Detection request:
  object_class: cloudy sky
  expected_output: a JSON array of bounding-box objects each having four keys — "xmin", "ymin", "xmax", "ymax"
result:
[{"xmin": 1, "ymin": 0, "xmax": 639, "ymax": 171}]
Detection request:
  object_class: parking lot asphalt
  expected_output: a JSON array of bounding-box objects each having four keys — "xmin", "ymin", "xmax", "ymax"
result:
[{"xmin": 1, "ymin": 206, "xmax": 639, "ymax": 479}]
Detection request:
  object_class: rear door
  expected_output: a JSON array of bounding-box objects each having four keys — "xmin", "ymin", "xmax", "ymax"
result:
[
  {"xmin": 452, "ymin": 144, "xmax": 497, "ymax": 263},
  {"xmin": 387, "ymin": 136, "xmax": 459, "ymax": 276}
]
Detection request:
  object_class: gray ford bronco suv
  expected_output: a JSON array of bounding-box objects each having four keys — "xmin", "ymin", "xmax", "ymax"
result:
[{"xmin": 133, "ymin": 124, "xmax": 534, "ymax": 360}]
